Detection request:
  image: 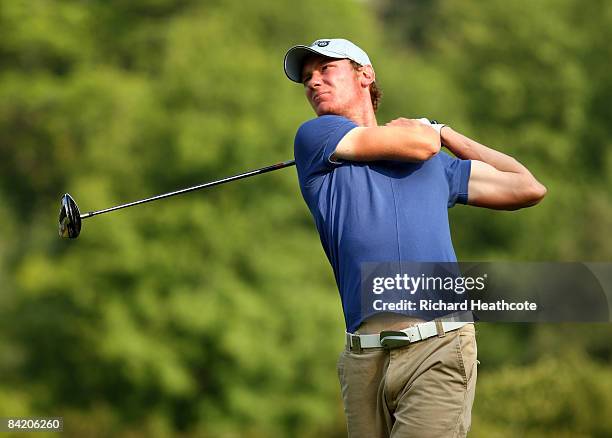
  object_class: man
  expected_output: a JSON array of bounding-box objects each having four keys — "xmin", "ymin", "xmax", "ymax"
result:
[{"xmin": 283, "ymin": 39, "xmax": 546, "ymax": 437}]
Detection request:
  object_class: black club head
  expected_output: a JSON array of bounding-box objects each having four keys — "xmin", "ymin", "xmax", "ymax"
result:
[{"xmin": 58, "ymin": 193, "xmax": 82, "ymax": 239}]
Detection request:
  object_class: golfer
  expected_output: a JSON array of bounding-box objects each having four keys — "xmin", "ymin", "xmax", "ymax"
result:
[{"xmin": 284, "ymin": 39, "xmax": 546, "ymax": 437}]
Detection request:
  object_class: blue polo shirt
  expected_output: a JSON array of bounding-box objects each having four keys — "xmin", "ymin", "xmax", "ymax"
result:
[{"xmin": 294, "ymin": 115, "xmax": 471, "ymax": 332}]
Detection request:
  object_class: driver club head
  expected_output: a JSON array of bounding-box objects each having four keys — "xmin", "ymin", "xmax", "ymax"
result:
[{"xmin": 58, "ymin": 193, "xmax": 82, "ymax": 239}]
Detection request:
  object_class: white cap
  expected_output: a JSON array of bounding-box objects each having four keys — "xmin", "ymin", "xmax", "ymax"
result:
[{"xmin": 284, "ymin": 38, "xmax": 372, "ymax": 83}]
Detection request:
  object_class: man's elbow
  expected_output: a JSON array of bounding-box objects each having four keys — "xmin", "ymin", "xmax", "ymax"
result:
[
  {"xmin": 520, "ymin": 179, "xmax": 547, "ymax": 207},
  {"xmin": 533, "ymin": 181, "xmax": 547, "ymax": 203}
]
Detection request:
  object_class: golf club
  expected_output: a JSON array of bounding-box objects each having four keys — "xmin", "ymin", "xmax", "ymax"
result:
[{"xmin": 58, "ymin": 159, "xmax": 296, "ymax": 239}]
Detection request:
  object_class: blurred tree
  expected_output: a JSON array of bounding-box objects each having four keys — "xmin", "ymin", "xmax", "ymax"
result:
[
  {"xmin": 375, "ymin": 0, "xmax": 443, "ymax": 49},
  {"xmin": 432, "ymin": 0, "xmax": 612, "ymax": 261},
  {"xmin": 472, "ymin": 352, "xmax": 612, "ymax": 437}
]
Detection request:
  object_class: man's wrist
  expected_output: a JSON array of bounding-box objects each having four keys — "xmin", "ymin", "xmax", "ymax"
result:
[
  {"xmin": 432, "ymin": 122, "xmax": 449, "ymax": 149},
  {"xmin": 431, "ymin": 123, "xmax": 446, "ymax": 135},
  {"xmin": 438, "ymin": 125, "xmax": 451, "ymax": 147},
  {"xmin": 427, "ymin": 119, "xmax": 447, "ymax": 136},
  {"xmin": 418, "ymin": 118, "xmax": 449, "ymax": 146}
]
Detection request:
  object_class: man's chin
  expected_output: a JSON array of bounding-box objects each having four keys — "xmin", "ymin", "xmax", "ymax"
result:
[{"xmin": 315, "ymin": 106, "xmax": 339, "ymax": 117}]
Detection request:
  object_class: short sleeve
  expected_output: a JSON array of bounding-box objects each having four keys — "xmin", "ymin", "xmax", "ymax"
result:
[
  {"xmin": 438, "ymin": 151, "xmax": 471, "ymax": 207},
  {"xmin": 294, "ymin": 115, "xmax": 358, "ymax": 187}
]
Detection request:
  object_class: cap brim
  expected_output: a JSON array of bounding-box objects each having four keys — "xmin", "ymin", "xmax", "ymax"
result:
[{"xmin": 283, "ymin": 45, "xmax": 345, "ymax": 83}]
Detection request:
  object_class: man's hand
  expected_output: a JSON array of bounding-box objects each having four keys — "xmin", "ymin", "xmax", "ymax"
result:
[
  {"xmin": 441, "ymin": 127, "xmax": 547, "ymax": 210},
  {"xmin": 333, "ymin": 118, "xmax": 441, "ymax": 163}
]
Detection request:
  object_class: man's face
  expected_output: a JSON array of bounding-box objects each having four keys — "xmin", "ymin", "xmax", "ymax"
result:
[{"xmin": 301, "ymin": 56, "xmax": 363, "ymax": 117}]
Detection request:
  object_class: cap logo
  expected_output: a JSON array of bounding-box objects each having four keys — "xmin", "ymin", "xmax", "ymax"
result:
[{"xmin": 314, "ymin": 40, "xmax": 330, "ymax": 47}]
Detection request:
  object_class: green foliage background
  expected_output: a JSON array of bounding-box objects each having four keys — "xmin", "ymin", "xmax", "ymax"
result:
[{"xmin": 0, "ymin": 0, "xmax": 611, "ymax": 436}]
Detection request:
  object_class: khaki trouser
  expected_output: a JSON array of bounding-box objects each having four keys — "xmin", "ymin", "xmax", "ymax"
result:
[{"xmin": 337, "ymin": 323, "xmax": 478, "ymax": 437}]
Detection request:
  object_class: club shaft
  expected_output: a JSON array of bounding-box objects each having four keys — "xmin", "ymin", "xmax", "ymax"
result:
[{"xmin": 80, "ymin": 160, "xmax": 296, "ymax": 219}]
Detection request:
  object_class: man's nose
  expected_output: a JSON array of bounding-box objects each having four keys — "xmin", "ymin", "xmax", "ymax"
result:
[{"xmin": 308, "ymin": 71, "xmax": 323, "ymax": 89}]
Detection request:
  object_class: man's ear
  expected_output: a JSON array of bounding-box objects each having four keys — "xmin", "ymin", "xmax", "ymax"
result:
[{"xmin": 359, "ymin": 65, "xmax": 376, "ymax": 88}]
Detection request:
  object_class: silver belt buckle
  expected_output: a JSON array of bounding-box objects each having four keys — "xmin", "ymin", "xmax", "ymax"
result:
[{"xmin": 380, "ymin": 330, "xmax": 411, "ymax": 349}]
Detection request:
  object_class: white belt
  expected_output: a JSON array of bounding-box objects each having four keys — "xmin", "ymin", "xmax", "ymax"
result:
[{"xmin": 346, "ymin": 321, "xmax": 471, "ymax": 352}]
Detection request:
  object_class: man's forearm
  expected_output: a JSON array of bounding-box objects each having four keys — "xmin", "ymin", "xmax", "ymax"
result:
[
  {"xmin": 440, "ymin": 126, "xmax": 547, "ymax": 209},
  {"xmin": 334, "ymin": 121, "xmax": 441, "ymax": 163},
  {"xmin": 440, "ymin": 127, "xmax": 530, "ymax": 174}
]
